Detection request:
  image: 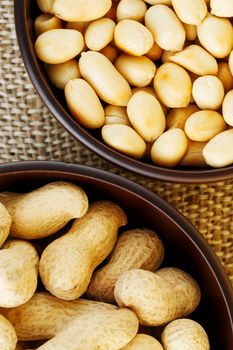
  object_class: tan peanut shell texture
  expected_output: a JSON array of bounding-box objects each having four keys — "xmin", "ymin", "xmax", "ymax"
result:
[
  {"xmin": 0, "ymin": 181, "xmax": 88, "ymax": 239},
  {"xmin": 115, "ymin": 268, "xmax": 201, "ymax": 326},
  {"xmin": 39, "ymin": 201, "xmax": 127, "ymax": 300},
  {"xmin": 87, "ymin": 228, "xmax": 164, "ymax": 303}
]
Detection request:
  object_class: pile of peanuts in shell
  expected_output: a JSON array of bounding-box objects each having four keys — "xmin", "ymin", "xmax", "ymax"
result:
[
  {"xmin": 34, "ymin": 0, "xmax": 233, "ymax": 169},
  {"xmin": 0, "ymin": 181, "xmax": 210, "ymax": 350}
]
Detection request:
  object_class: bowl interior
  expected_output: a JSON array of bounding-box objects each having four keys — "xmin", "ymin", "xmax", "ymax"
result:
[
  {"xmin": 14, "ymin": 0, "xmax": 233, "ymax": 183},
  {"xmin": 0, "ymin": 162, "xmax": 232, "ymax": 349}
]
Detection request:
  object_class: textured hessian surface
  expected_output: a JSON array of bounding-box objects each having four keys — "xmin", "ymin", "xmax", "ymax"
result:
[{"xmin": 0, "ymin": 1, "xmax": 232, "ymax": 282}]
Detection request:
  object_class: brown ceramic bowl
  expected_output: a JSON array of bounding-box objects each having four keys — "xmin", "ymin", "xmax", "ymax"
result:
[
  {"xmin": 14, "ymin": 0, "xmax": 233, "ymax": 183},
  {"xmin": 0, "ymin": 161, "xmax": 232, "ymax": 348}
]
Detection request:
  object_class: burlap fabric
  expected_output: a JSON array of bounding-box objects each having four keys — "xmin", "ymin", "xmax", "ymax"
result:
[{"xmin": 0, "ymin": 1, "xmax": 232, "ymax": 283}]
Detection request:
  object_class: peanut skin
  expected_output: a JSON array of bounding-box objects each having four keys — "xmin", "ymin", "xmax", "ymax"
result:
[
  {"xmin": 115, "ymin": 268, "xmax": 201, "ymax": 326},
  {"xmin": 39, "ymin": 201, "xmax": 127, "ymax": 300},
  {"xmin": 36, "ymin": 308, "xmax": 139, "ymax": 350},
  {"xmin": 1, "ymin": 292, "xmax": 117, "ymax": 341},
  {"xmin": 0, "ymin": 240, "xmax": 39, "ymax": 308},
  {"xmin": 0, "ymin": 314, "xmax": 17, "ymax": 350},
  {"xmin": 0, "ymin": 202, "xmax": 11, "ymax": 248},
  {"xmin": 0, "ymin": 182, "xmax": 88, "ymax": 239},
  {"xmin": 162, "ymin": 318, "xmax": 210, "ymax": 350},
  {"xmin": 87, "ymin": 228, "xmax": 164, "ymax": 303}
]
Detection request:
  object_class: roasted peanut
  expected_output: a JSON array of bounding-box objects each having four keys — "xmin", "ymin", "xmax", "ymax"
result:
[
  {"xmin": 104, "ymin": 105, "xmax": 130, "ymax": 126},
  {"xmin": 210, "ymin": 0, "xmax": 233, "ymax": 18},
  {"xmin": 0, "ymin": 182, "xmax": 88, "ymax": 239},
  {"xmin": 170, "ymin": 45, "xmax": 218, "ymax": 76},
  {"xmin": 102, "ymin": 125, "xmax": 146, "ymax": 159},
  {"xmin": 116, "ymin": 0, "xmax": 147, "ymax": 23},
  {"xmin": 100, "ymin": 45, "xmax": 118, "ymax": 63},
  {"xmin": 51, "ymin": 0, "xmax": 112, "ymax": 22},
  {"xmin": 185, "ymin": 110, "xmax": 226, "ymax": 142},
  {"xmin": 0, "ymin": 202, "xmax": 11, "ymax": 248},
  {"xmin": 36, "ymin": 308, "xmax": 138, "ymax": 350},
  {"xmin": 0, "ymin": 314, "xmax": 17, "ymax": 350},
  {"xmin": 197, "ymin": 15, "xmax": 233, "ymax": 58},
  {"xmin": 217, "ymin": 62, "xmax": 233, "ymax": 93},
  {"xmin": 65, "ymin": 79, "xmax": 105, "ymax": 129},
  {"xmin": 115, "ymin": 55, "xmax": 156, "ymax": 87},
  {"xmin": 223, "ymin": 90, "xmax": 233, "ymax": 127},
  {"xmin": 79, "ymin": 51, "xmax": 132, "ymax": 106},
  {"xmin": 87, "ymin": 228, "xmax": 164, "ymax": 303},
  {"xmin": 85, "ymin": 18, "xmax": 116, "ymax": 51},
  {"xmin": 153, "ymin": 63, "xmax": 192, "ymax": 108},
  {"xmin": 151, "ymin": 129, "xmax": 188, "ymax": 167},
  {"xmin": 46, "ymin": 59, "xmax": 81, "ymax": 89},
  {"xmin": 171, "ymin": 0, "xmax": 207, "ymax": 25},
  {"xmin": 179, "ymin": 140, "xmax": 207, "ymax": 167},
  {"xmin": 127, "ymin": 92, "xmax": 166, "ymax": 142},
  {"xmin": 66, "ymin": 21, "xmax": 89, "ymax": 33},
  {"xmin": 35, "ymin": 29, "xmax": 84, "ymax": 64},
  {"xmin": 162, "ymin": 319, "xmax": 210, "ymax": 350},
  {"xmin": 39, "ymin": 201, "xmax": 127, "ymax": 300},
  {"xmin": 183, "ymin": 24, "xmax": 197, "ymax": 41},
  {"xmin": 0, "ymin": 240, "xmax": 38, "ymax": 308},
  {"xmin": 192, "ymin": 75, "xmax": 225, "ymax": 110},
  {"xmin": 115, "ymin": 268, "xmax": 201, "ymax": 326},
  {"xmin": 166, "ymin": 105, "xmax": 200, "ymax": 130},
  {"xmin": 203, "ymin": 129, "xmax": 233, "ymax": 167},
  {"xmin": 145, "ymin": 5, "xmax": 186, "ymax": 52},
  {"xmin": 37, "ymin": 0, "xmax": 54, "ymax": 13},
  {"xmin": 122, "ymin": 334, "xmax": 164, "ymax": 350},
  {"xmin": 34, "ymin": 14, "xmax": 62, "ymax": 36},
  {"xmin": 145, "ymin": 42, "xmax": 163, "ymax": 61},
  {"xmin": 114, "ymin": 19, "xmax": 154, "ymax": 56},
  {"xmin": 1, "ymin": 292, "xmax": 117, "ymax": 341}
]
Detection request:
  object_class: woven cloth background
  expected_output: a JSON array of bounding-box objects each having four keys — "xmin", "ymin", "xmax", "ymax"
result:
[{"xmin": 0, "ymin": 1, "xmax": 232, "ymax": 283}]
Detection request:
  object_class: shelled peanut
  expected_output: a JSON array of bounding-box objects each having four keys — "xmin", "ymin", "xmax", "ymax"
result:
[
  {"xmin": 0, "ymin": 180, "xmax": 210, "ymax": 349},
  {"xmin": 34, "ymin": 0, "xmax": 233, "ymax": 168}
]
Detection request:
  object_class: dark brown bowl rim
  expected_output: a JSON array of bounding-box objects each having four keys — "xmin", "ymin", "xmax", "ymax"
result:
[
  {"xmin": 14, "ymin": 0, "xmax": 233, "ymax": 183},
  {"xmin": 0, "ymin": 160, "xmax": 232, "ymax": 322}
]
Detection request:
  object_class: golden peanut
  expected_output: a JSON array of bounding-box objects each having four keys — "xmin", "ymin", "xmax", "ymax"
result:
[
  {"xmin": 104, "ymin": 105, "xmax": 130, "ymax": 126},
  {"xmin": 153, "ymin": 62, "xmax": 192, "ymax": 108},
  {"xmin": 229, "ymin": 50, "xmax": 233, "ymax": 76},
  {"xmin": 46, "ymin": 59, "xmax": 80, "ymax": 90},
  {"xmin": 192, "ymin": 75, "xmax": 225, "ymax": 110},
  {"xmin": 166, "ymin": 105, "xmax": 200, "ymax": 130},
  {"xmin": 115, "ymin": 55, "xmax": 156, "ymax": 87},
  {"xmin": 102, "ymin": 125, "xmax": 146, "ymax": 158},
  {"xmin": 66, "ymin": 21, "xmax": 89, "ymax": 33},
  {"xmin": 35, "ymin": 29, "xmax": 84, "ymax": 64},
  {"xmin": 100, "ymin": 45, "xmax": 118, "ymax": 63},
  {"xmin": 114, "ymin": 19, "xmax": 154, "ymax": 56},
  {"xmin": 37, "ymin": 0, "xmax": 54, "ymax": 13},
  {"xmin": 87, "ymin": 228, "xmax": 164, "ymax": 303},
  {"xmin": 183, "ymin": 24, "xmax": 197, "ymax": 41},
  {"xmin": 197, "ymin": 15, "xmax": 233, "ymax": 58},
  {"xmin": 85, "ymin": 18, "xmax": 115, "ymax": 51},
  {"xmin": 179, "ymin": 140, "xmax": 207, "ymax": 167},
  {"xmin": 36, "ymin": 308, "xmax": 138, "ymax": 350},
  {"xmin": 39, "ymin": 201, "xmax": 127, "ymax": 300},
  {"xmin": 0, "ymin": 314, "xmax": 17, "ymax": 350},
  {"xmin": 127, "ymin": 92, "xmax": 166, "ymax": 142},
  {"xmin": 116, "ymin": 0, "xmax": 147, "ymax": 23},
  {"xmin": 162, "ymin": 319, "xmax": 210, "ymax": 350},
  {"xmin": 210, "ymin": 0, "xmax": 233, "ymax": 17},
  {"xmin": 145, "ymin": 42, "xmax": 163, "ymax": 61},
  {"xmin": 0, "ymin": 182, "xmax": 88, "ymax": 239},
  {"xmin": 115, "ymin": 268, "xmax": 201, "ymax": 326},
  {"xmin": 51, "ymin": 0, "xmax": 112, "ymax": 22},
  {"xmin": 122, "ymin": 334, "xmax": 163, "ymax": 350},
  {"xmin": 170, "ymin": 45, "xmax": 218, "ymax": 76},
  {"xmin": 65, "ymin": 79, "xmax": 105, "ymax": 129},
  {"xmin": 171, "ymin": 0, "xmax": 207, "ymax": 25},
  {"xmin": 151, "ymin": 128, "xmax": 188, "ymax": 167},
  {"xmin": 217, "ymin": 62, "xmax": 233, "ymax": 93},
  {"xmin": 203, "ymin": 129, "xmax": 233, "ymax": 167},
  {"xmin": 222, "ymin": 90, "xmax": 233, "ymax": 127},
  {"xmin": 0, "ymin": 202, "xmax": 11, "ymax": 248},
  {"xmin": 79, "ymin": 51, "xmax": 132, "ymax": 106},
  {"xmin": 0, "ymin": 240, "xmax": 38, "ymax": 308},
  {"xmin": 34, "ymin": 14, "xmax": 62, "ymax": 36},
  {"xmin": 185, "ymin": 110, "xmax": 227, "ymax": 142},
  {"xmin": 1, "ymin": 292, "xmax": 117, "ymax": 341},
  {"xmin": 145, "ymin": 5, "xmax": 186, "ymax": 52},
  {"xmin": 132, "ymin": 88, "xmax": 169, "ymax": 115}
]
